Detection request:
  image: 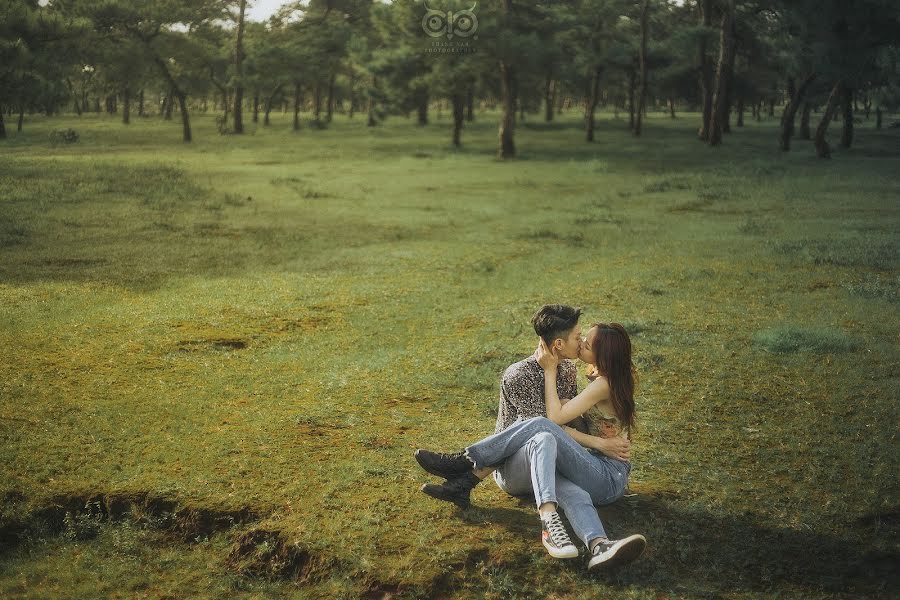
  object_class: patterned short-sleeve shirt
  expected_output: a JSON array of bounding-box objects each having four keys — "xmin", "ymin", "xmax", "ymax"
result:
[{"xmin": 494, "ymin": 356, "xmax": 579, "ymax": 433}]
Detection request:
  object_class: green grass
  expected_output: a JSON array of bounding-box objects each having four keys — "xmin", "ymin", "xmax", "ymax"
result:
[
  {"xmin": 1, "ymin": 107, "xmax": 898, "ymax": 598},
  {"xmin": 753, "ymin": 326, "xmax": 859, "ymax": 354}
]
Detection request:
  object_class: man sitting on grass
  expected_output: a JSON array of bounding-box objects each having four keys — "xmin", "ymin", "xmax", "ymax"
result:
[{"xmin": 414, "ymin": 304, "xmax": 646, "ymax": 571}]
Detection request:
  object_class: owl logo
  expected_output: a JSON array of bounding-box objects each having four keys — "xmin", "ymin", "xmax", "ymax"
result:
[{"xmin": 422, "ymin": 2, "xmax": 478, "ymax": 39}]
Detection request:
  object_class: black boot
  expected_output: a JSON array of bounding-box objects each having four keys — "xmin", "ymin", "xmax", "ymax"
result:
[
  {"xmin": 414, "ymin": 448, "xmax": 474, "ymax": 479},
  {"xmin": 421, "ymin": 472, "xmax": 481, "ymax": 509}
]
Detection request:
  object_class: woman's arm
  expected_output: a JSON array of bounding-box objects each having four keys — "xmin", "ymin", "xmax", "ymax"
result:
[
  {"xmin": 562, "ymin": 426, "xmax": 631, "ymax": 461},
  {"xmin": 536, "ymin": 340, "xmax": 606, "ymax": 425}
]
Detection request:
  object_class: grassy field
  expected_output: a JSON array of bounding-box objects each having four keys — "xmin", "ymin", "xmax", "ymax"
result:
[{"xmin": 0, "ymin": 107, "xmax": 898, "ymax": 599}]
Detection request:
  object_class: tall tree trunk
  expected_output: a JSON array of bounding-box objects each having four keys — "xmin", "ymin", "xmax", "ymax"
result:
[
  {"xmin": 138, "ymin": 89, "xmax": 145, "ymax": 117},
  {"xmin": 466, "ymin": 85, "xmax": 474, "ymax": 122},
  {"xmin": 313, "ymin": 83, "xmax": 322, "ymax": 122},
  {"xmin": 863, "ymin": 93, "xmax": 871, "ymax": 119},
  {"xmin": 544, "ymin": 71, "xmax": 554, "ymax": 122},
  {"xmin": 417, "ymin": 93, "xmax": 428, "ymax": 125},
  {"xmin": 498, "ymin": 60, "xmax": 516, "ymax": 158},
  {"xmin": 232, "ymin": 0, "xmax": 247, "ymax": 133},
  {"xmin": 326, "ymin": 71, "xmax": 335, "ymax": 123},
  {"xmin": 452, "ymin": 93, "xmax": 465, "ymax": 147},
  {"xmin": 221, "ymin": 88, "xmax": 229, "ymax": 125},
  {"xmin": 0, "ymin": 106, "xmax": 6, "ymax": 139},
  {"xmin": 875, "ymin": 106, "xmax": 882, "ymax": 129},
  {"xmin": 367, "ymin": 76, "xmax": 377, "ymax": 127},
  {"xmin": 122, "ymin": 87, "xmax": 131, "ymax": 124},
  {"xmin": 708, "ymin": 2, "xmax": 734, "ymax": 146},
  {"xmin": 736, "ymin": 98, "xmax": 744, "ymax": 126},
  {"xmin": 176, "ymin": 92, "xmax": 191, "ymax": 142},
  {"xmin": 799, "ymin": 101, "xmax": 811, "ymax": 138},
  {"xmin": 840, "ymin": 86, "xmax": 853, "ymax": 148},
  {"xmin": 17, "ymin": 105, "xmax": 24, "ymax": 132},
  {"xmin": 755, "ymin": 100, "xmax": 762, "ymax": 122},
  {"xmin": 722, "ymin": 31, "xmax": 737, "ymax": 133},
  {"xmin": 153, "ymin": 56, "xmax": 191, "ymax": 142},
  {"xmin": 778, "ymin": 73, "xmax": 815, "ymax": 151},
  {"xmin": 585, "ymin": 66, "xmax": 601, "ymax": 142},
  {"xmin": 669, "ymin": 97, "xmax": 676, "ymax": 118},
  {"xmin": 633, "ymin": 0, "xmax": 650, "ymax": 137},
  {"xmin": 814, "ymin": 81, "xmax": 843, "ymax": 158},
  {"xmin": 293, "ymin": 82, "xmax": 302, "ymax": 131},
  {"xmin": 348, "ymin": 69, "xmax": 356, "ymax": 119},
  {"xmin": 164, "ymin": 89, "xmax": 173, "ymax": 120},
  {"xmin": 698, "ymin": 0, "xmax": 714, "ymax": 140},
  {"xmin": 497, "ymin": 0, "xmax": 516, "ymax": 157},
  {"xmin": 264, "ymin": 84, "xmax": 282, "ymax": 126},
  {"xmin": 627, "ymin": 69, "xmax": 636, "ymax": 130},
  {"xmin": 66, "ymin": 78, "xmax": 81, "ymax": 116},
  {"xmin": 768, "ymin": 98, "xmax": 775, "ymax": 117},
  {"xmin": 252, "ymin": 90, "xmax": 259, "ymax": 123}
]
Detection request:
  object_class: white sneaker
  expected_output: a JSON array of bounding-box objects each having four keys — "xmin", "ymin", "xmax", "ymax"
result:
[
  {"xmin": 540, "ymin": 512, "xmax": 579, "ymax": 559},
  {"xmin": 587, "ymin": 534, "xmax": 647, "ymax": 571}
]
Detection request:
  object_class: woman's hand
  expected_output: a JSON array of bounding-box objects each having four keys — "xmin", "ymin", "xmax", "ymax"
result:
[
  {"xmin": 536, "ymin": 338, "xmax": 559, "ymax": 373},
  {"xmin": 596, "ymin": 436, "xmax": 631, "ymax": 461}
]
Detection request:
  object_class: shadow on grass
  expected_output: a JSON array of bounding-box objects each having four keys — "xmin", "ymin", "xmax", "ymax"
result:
[{"xmin": 455, "ymin": 493, "xmax": 896, "ymax": 597}]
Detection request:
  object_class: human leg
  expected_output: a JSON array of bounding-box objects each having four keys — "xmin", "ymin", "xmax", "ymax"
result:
[
  {"xmin": 555, "ymin": 475, "xmax": 606, "ymax": 548},
  {"xmin": 471, "ymin": 417, "xmax": 629, "ymax": 506},
  {"xmin": 493, "ymin": 437, "xmax": 578, "ymax": 559}
]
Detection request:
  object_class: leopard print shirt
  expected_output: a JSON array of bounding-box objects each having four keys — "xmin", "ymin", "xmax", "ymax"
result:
[{"xmin": 494, "ymin": 356, "xmax": 579, "ymax": 433}]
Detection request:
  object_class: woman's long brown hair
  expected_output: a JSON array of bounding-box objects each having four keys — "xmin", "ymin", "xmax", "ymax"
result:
[{"xmin": 591, "ymin": 323, "xmax": 636, "ymax": 438}]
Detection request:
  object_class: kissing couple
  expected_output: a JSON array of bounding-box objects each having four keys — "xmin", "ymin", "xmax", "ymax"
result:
[{"xmin": 415, "ymin": 304, "xmax": 647, "ymax": 572}]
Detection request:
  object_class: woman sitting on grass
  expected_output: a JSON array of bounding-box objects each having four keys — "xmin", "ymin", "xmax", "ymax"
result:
[{"xmin": 415, "ymin": 323, "xmax": 646, "ymax": 572}]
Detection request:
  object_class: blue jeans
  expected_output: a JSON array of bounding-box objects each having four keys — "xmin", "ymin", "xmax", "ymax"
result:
[{"xmin": 465, "ymin": 416, "xmax": 631, "ymax": 546}]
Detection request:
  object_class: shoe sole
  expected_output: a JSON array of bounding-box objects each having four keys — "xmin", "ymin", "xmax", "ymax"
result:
[
  {"xmin": 414, "ymin": 449, "xmax": 470, "ymax": 479},
  {"xmin": 420, "ymin": 483, "xmax": 470, "ymax": 509},
  {"xmin": 587, "ymin": 534, "xmax": 647, "ymax": 571},
  {"xmin": 542, "ymin": 538, "xmax": 580, "ymax": 559}
]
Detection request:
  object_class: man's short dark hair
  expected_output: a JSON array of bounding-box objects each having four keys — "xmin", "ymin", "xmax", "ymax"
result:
[{"xmin": 532, "ymin": 304, "xmax": 582, "ymax": 346}]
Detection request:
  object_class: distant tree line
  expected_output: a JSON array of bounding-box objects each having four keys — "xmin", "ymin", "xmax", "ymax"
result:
[{"xmin": 1, "ymin": 0, "xmax": 898, "ymax": 159}]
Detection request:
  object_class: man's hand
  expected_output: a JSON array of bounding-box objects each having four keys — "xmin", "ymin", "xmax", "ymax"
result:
[
  {"xmin": 536, "ymin": 338, "xmax": 559, "ymax": 373},
  {"xmin": 596, "ymin": 436, "xmax": 631, "ymax": 461}
]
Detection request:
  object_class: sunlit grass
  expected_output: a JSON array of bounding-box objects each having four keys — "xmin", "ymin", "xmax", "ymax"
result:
[{"xmin": 1, "ymin": 108, "xmax": 898, "ymax": 598}]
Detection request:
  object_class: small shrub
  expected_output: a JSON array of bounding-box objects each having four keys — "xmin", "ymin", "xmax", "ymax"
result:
[
  {"xmin": 811, "ymin": 240, "xmax": 897, "ymax": 270},
  {"xmin": 843, "ymin": 273, "xmax": 900, "ymax": 302},
  {"xmin": 49, "ymin": 128, "xmax": 79, "ymax": 144},
  {"xmin": 753, "ymin": 325, "xmax": 858, "ymax": 354},
  {"xmin": 772, "ymin": 239, "xmax": 897, "ymax": 270},
  {"xmin": 738, "ymin": 217, "xmax": 772, "ymax": 235},
  {"xmin": 62, "ymin": 502, "xmax": 104, "ymax": 541},
  {"xmin": 215, "ymin": 115, "xmax": 229, "ymax": 134},
  {"xmin": 519, "ymin": 229, "xmax": 584, "ymax": 246},
  {"xmin": 620, "ymin": 319, "xmax": 650, "ymax": 335},
  {"xmin": 643, "ymin": 177, "xmax": 693, "ymax": 193}
]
